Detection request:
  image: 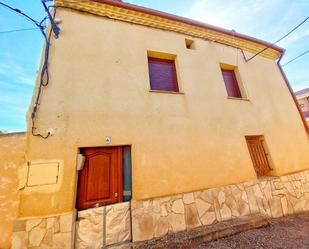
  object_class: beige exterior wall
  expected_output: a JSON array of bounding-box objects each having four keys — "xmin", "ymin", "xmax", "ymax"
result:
[
  {"xmin": 23, "ymin": 10, "xmax": 309, "ymax": 217},
  {"xmin": 0, "ymin": 132, "xmax": 26, "ymax": 249}
]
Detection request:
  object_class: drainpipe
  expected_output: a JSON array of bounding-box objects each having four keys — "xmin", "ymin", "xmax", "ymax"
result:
[{"xmin": 276, "ymin": 52, "xmax": 309, "ymax": 135}]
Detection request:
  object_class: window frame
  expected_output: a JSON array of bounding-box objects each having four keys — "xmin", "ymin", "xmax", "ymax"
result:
[
  {"xmin": 148, "ymin": 56, "xmax": 179, "ymax": 92},
  {"xmin": 221, "ymin": 68, "xmax": 242, "ymax": 98}
]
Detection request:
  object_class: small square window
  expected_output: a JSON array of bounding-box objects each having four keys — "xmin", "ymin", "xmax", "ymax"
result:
[
  {"xmin": 185, "ymin": 38, "xmax": 195, "ymax": 49},
  {"xmin": 148, "ymin": 57, "xmax": 179, "ymax": 92},
  {"xmin": 221, "ymin": 69, "xmax": 242, "ymax": 98}
]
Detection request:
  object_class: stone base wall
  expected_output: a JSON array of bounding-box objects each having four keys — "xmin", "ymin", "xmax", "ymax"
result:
[
  {"xmin": 75, "ymin": 202, "xmax": 131, "ymax": 249},
  {"xmin": 131, "ymin": 169, "xmax": 309, "ymax": 242},
  {"xmin": 12, "ymin": 212, "xmax": 75, "ymax": 249}
]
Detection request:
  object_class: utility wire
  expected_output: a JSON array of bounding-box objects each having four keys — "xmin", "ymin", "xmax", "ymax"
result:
[
  {"xmin": 0, "ymin": 27, "xmax": 40, "ymax": 34},
  {"xmin": 0, "ymin": 2, "xmax": 42, "ymax": 26},
  {"xmin": 0, "ymin": 1, "xmax": 52, "ymax": 139},
  {"xmin": 282, "ymin": 49, "xmax": 309, "ymax": 67},
  {"xmin": 246, "ymin": 16, "xmax": 309, "ymax": 62}
]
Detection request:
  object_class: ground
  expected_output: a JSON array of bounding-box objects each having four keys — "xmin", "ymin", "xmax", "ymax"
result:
[{"xmin": 196, "ymin": 213, "xmax": 309, "ymax": 249}]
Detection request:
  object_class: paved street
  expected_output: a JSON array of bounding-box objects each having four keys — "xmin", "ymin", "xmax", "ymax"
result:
[{"xmin": 196, "ymin": 213, "xmax": 309, "ymax": 249}]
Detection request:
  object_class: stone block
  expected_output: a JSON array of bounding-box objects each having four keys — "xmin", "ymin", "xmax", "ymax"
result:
[
  {"xmin": 75, "ymin": 215, "xmax": 103, "ymax": 249},
  {"xmin": 78, "ymin": 206, "xmax": 104, "ymax": 218},
  {"xmin": 13, "ymin": 220, "xmax": 26, "ymax": 232},
  {"xmin": 269, "ymin": 196, "xmax": 283, "ymax": 218},
  {"xmin": 195, "ymin": 198, "xmax": 211, "ymax": 218},
  {"xmin": 12, "ymin": 231, "xmax": 28, "ymax": 249},
  {"xmin": 245, "ymin": 186, "xmax": 259, "ymax": 214},
  {"xmin": 53, "ymin": 232, "xmax": 71, "ymax": 249},
  {"xmin": 220, "ymin": 204, "xmax": 232, "ymax": 221},
  {"xmin": 29, "ymin": 227, "xmax": 46, "ymax": 247},
  {"xmin": 168, "ymin": 213, "xmax": 186, "ymax": 233},
  {"xmin": 160, "ymin": 205, "xmax": 168, "ymax": 217},
  {"xmin": 183, "ymin": 193, "xmax": 194, "ymax": 204},
  {"xmin": 132, "ymin": 213, "xmax": 154, "ymax": 242},
  {"xmin": 200, "ymin": 211, "xmax": 216, "ymax": 226},
  {"xmin": 106, "ymin": 202, "xmax": 131, "ymax": 246},
  {"xmin": 218, "ymin": 191, "xmax": 225, "ymax": 206},
  {"xmin": 154, "ymin": 217, "xmax": 168, "ymax": 238},
  {"xmin": 185, "ymin": 203, "xmax": 201, "ymax": 229},
  {"xmin": 26, "ymin": 218, "xmax": 42, "ymax": 232},
  {"xmin": 60, "ymin": 213, "xmax": 73, "ymax": 233},
  {"xmin": 171, "ymin": 199, "xmax": 184, "ymax": 214}
]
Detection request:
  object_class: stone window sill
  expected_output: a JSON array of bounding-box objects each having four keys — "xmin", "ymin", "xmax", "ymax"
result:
[{"xmin": 149, "ymin": 90, "xmax": 184, "ymax": 95}]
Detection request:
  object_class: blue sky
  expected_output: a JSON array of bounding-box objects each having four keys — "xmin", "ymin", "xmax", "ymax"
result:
[{"xmin": 0, "ymin": 0, "xmax": 308, "ymax": 132}]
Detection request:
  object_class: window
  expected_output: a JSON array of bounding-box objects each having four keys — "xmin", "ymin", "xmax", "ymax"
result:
[
  {"xmin": 185, "ymin": 38, "xmax": 195, "ymax": 49},
  {"xmin": 245, "ymin": 136, "xmax": 272, "ymax": 177},
  {"xmin": 148, "ymin": 57, "xmax": 179, "ymax": 92},
  {"xmin": 221, "ymin": 69, "xmax": 242, "ymax": 98}
]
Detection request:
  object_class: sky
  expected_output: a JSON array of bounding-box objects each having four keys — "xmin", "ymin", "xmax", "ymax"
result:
[{"xmin": 0, "ymin": 0, "xmax": 308, "ymax": 132}]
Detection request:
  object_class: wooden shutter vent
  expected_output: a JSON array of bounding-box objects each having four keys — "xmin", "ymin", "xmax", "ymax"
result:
[{"xmin": 245, "ymin": 136, "xmax": 271, "ymax": 176}]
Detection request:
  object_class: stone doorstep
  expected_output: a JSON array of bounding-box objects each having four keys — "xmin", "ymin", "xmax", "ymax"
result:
[{"xmin": 133, "ymin": 214, "xmax": 269, "ymax": 249}]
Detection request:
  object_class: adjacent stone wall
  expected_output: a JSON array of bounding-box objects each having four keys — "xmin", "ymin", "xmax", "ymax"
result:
[
  {"xmin": 12, "ymin": 212, "xmax": 75, "ymax": 249},
  {"xmin": 131, "ymin": 169, "xmax": 309, "ymax": 242},
  {"xmin": 0, "ymin": 132, "xmax": 26, "ymax": 249},
  {"xmin": 75, "ymin": 202, "xmax": 131, "ymax": 249}
]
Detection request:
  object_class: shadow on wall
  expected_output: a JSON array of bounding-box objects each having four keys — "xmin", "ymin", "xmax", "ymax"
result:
[{"xmin": 0, "ymin": 132, "xmax": 26, "ymax": 249}]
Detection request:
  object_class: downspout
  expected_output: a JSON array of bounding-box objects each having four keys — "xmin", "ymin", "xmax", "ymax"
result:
[{"xmin": 277, "ymin": 52, "xmax": 309, "ymax": 135}]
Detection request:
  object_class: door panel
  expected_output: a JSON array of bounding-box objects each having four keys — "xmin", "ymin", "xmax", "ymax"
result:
[{"xmin": 77, "ymin": 147, "xmax": 123, "ymax": 210}]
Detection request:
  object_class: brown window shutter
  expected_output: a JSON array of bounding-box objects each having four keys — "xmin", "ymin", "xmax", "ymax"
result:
[
  {"xmin": 221, "ymin": 69, "xmax": 242, "ymax": 98},
  {"xmin": 245, "ymin": 136, "xmax": 271, "ymax": 176},
  {"xmin": 148, "ymin": 57, "xmax": 179, "ymax": 92}
]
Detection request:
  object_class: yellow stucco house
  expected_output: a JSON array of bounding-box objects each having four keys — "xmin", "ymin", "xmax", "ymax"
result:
[{"xmin": 5, "ymin": 0, "xmax": 309, "ymax": 248}]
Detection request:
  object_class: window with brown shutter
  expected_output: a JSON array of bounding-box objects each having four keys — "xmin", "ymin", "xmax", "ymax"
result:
[
  {"xmin": 148, "ymin": 57, "xmax": 179, "ymax": 92},
  {"xmin": 245, "ymin": 136, "xmax": 272, "ymax": 177},
  {"xmin": 221, "ymin": 69, "xmax": 242, "ymax": 98}
]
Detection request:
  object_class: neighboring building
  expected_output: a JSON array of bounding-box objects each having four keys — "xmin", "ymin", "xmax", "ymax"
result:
[
  {"xmin": 7, "ymin": 0, "xmax": 309, "ymax": 248},
  {"xmin": 295, "ymin": 87, "xmax": 309, "ymax": 124},
  {"xmin": 0, "ymin": 132, "xmax": 26, "ymax": 249}
]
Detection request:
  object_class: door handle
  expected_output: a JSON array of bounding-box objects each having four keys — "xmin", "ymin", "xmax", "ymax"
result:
[{"xmin": 114, "ymin": 192, "xmax": 118, "ymax": 198}]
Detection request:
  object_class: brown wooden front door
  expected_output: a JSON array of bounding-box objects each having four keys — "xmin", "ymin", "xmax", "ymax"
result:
[
  {"xmin": 76, "ymin": 147, "xmax": 123, "ymax": 210},
  {"xmin": 245, "ymin": 136, "xmax": 271, "ymax": 177}
]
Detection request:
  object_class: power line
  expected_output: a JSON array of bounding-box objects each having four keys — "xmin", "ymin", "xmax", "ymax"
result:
[
  {"xmin": 0, "ymin": 27, "xmax": 40, "ymax": 34},
  {"xmin": 246, "ymin": 16, "xmax": 309, "ymax": 62},
  {"xmin": 282, "ymin": 49, "xmax": 309, "ymax": 67},
  {"xmin": 0, "ymin": 2, "xmax": 42, "ymax": 27}
]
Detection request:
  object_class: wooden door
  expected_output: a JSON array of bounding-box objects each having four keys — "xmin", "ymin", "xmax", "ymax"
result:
[
  {"xmin": 76, "ymin": 147, "xmax": 123, "ymax": 210},
  {"xmin": 245, "ymin": 136, "xmax": 271, "ymax": 176}
]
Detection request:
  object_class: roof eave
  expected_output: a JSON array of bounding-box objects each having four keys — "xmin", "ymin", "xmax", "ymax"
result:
[{"xmin": 92, "ymin": 0, "xmax": 284, "ymax": 54}]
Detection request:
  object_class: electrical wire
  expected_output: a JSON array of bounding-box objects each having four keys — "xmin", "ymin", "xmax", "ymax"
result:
[
  {"xmin": 0, "ymin": 27, "xmax": 40, "ymax": 34},
  {"xmin": 0, "ymin": 2, "xmax": 42, "ymax": 27},
  {"xmin": 0, "ymin": 1, "xmax": 52, "ymax": 139},
  {"xmin": 282, "ymin": 49, "xmax": 309, "ymax": 67},
  {"xmin": 246, "ymin": 16, "xmax": 309, "ymax": 62}
]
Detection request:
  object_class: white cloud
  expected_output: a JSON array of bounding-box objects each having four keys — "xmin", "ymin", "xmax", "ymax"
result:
[
  {"xmin": 277, "ymin": 29, "xmax": 309, "ymax": 47},
  {"xmin": 187, "ymin": 0, "xmax": 298, "ymax": 42},
  {"xmin": 0, "ymin": 61, "xmax": 35, "ymax": 86}
]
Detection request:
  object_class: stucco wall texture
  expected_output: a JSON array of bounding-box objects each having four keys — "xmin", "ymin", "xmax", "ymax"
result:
[
  {"xmin": 24, "ymin": 10, "xmax": 309, "ymax": 217},
  {"xmin": 0, "ymin": 132, "xmax": 26, "ymax": 249}
]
